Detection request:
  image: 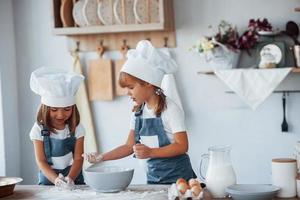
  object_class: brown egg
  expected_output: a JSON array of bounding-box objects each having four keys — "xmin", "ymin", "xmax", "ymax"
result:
[
  {"xmin": 176, "ymin": 178, "xmax": 187, "ymax": 185},
  {"xmin": 191, "ymin": 185, "xmax": 202, "ymax": 196},
  {"xmin": 176, "ymin": 182, "xmax": 189, "ymax": 194},
  {"xmin": 188, "ymin": 178, "xmax": 201, "ymax": 188}
]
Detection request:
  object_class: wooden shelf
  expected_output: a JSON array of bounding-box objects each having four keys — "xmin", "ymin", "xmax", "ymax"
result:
[
  {"xmin": 52, "ymin": 0, "xmax": 174, "ymax": 35},
  {"xmin": 197, "ymin": 67, "xmax": 300, "ymax": 75},
  {"xmin": 53, "ymin": 23, "xmax": 168, "ymax": 36},
  {"xmin": 52, "ymin": 0, "xmax": 176, "ymax": 51}
]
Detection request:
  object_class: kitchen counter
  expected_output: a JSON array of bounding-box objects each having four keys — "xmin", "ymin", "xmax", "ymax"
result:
[{"xmin": 2, "ymin": 185, "xmax": 300, "ymax": 200}]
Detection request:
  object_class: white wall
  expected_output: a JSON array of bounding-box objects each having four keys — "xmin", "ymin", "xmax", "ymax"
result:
[
  {"xmin": 9, "ymin": 0, "xmax": 300, "ymax": 184},
  {"xmin": 0, "ymin": 69, "xmax": 5, "ymax": 176},
  {"xmin": 0, "ymin": 0, "xmax": 20, "ymax": 177}
]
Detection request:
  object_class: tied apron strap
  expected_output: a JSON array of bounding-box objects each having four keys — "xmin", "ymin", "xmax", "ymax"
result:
[
  {"xmin": 69, "ymin": 133, "xmax": 76, "ymax": 155},
  {"xmin": 133, "ymin": 103, "xmax": 146, "ymax": 158},
  {"xmin": 134, "ymin": 103, "xmax": 146, "ymax": 143},
  {"xmin": 41, "ymin": 126, "xmax": 53, "ymax": 165}
]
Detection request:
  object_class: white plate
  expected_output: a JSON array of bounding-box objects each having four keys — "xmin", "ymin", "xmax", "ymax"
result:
[
  {"xmin": 226, "ymin": 184, "xmax": 280, "ymax": 200},
  {"xmin": 133, "ymin": 0, "xmax": 160, "ymax": 23},
  {"xmin": 259, "ymin": 44, "xmax": 282, "ymax": 64},
  {"xmin": 114, "ymin": 0, "xmax": 135, "ymax": 24},
  {"xmin": 97, "ymin": 0, "xmax": 113, "ymax": 25},
  {"xmin": 72, "ymin": 0, "xmax": 87, "ymax": 27},
  {"xmin": 83, "ymin": 0, "xmax": 101, "ymax": 26},
  {"xmin": 258, "ymin": 30, "xmax": 280, "ymax": 36}
]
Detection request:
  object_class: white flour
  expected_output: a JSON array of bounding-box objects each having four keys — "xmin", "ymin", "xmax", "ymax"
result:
[{"xmin": 33, "ymin": 185, "xmax": 168, "ymax": 200}]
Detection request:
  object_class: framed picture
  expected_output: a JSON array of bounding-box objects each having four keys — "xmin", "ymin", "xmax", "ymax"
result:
[{"xmin": 256, "ymin": 42, "xmax": 285, "ymax": 68}]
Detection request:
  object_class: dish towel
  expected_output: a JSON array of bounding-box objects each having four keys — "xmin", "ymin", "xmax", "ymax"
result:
[
  {"xmin": 214, "ymin": 68, "xmax": 293, "ymax": 110},
  {"xmin": 71, "ymin": 51, "xmax": 98, "ymax": 168}
]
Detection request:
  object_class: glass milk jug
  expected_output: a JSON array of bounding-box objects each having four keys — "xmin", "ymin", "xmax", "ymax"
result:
[{"xmin": 200, "ymin": 145, "xmax": 236, "ymax": 198}]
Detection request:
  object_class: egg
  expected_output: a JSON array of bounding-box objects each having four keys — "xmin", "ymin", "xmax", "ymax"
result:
[
  {"xmin": 188, "ymin": 178, "xmax": 200, "ymax": 188},
  {"xmin": 176, "ymin": 178, "xmax": 187, "ymax": 185},
  {"xmin": 191, "ymin": 185, "xmax": 202, "ymax": 196},
  {"xmin": 176, "ymin": 182, "xmax": 189, "ymax": 194}
]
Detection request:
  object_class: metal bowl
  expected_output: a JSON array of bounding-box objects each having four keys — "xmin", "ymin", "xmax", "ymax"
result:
[
  {"xmin": 83, "ymin": 163, "xmax": 134, "ymax": 193},
  {"xmin": 0, "ymin": 177, "xmax": 23, "ymax": 197}
]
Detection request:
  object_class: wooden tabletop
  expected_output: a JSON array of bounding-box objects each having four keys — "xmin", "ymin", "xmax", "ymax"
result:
[{"xmin": 1, "ymin": 185, "xmax": 299, "ymax": 199}]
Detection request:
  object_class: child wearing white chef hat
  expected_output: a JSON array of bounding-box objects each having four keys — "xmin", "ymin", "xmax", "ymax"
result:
[
  {"xmin": 29, "ymin": 67, "xmax": 85, "ymax": 188},
  {"xmin": 83, "ymin": 40, "xmax": 196, "ymax": 184}
]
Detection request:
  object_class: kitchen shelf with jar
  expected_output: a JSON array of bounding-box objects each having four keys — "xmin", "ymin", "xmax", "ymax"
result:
[{"xmin": 52, "ymin": 0, "xmax": 176, "ymax": 51}]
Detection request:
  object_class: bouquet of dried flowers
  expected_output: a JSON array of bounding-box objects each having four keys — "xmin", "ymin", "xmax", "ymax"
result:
[{"xmin": 191, "ymin": 20, "xmax": 239, "ymax": 54}]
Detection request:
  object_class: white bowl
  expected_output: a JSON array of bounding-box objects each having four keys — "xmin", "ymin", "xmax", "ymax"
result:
[
  {"xmin": 226, "ymin": 184, "xmax": 280, "ymax": 200},
  {"xmin": 83, "ymin": 163, "xmax": 134, "ymax": 192}
]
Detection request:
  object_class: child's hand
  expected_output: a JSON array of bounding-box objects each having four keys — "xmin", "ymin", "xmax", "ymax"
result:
[
  {"xmin": 55, "ymin": 174, "xmax": 75, "ymax": 190},
  {"xmin": 133, "ymin": 144, "xmax": 152, "ymax": 159},
  {"xmin": 82, "ymin": 152, "xmax": 103, "ymax": 163},
  {"xmin": 54, "ymin": 173, "xmax": 68, "ymax": 188},
  {"xmin": 65, "ymin": 176, "xmax": 75, "ymax": 189}
]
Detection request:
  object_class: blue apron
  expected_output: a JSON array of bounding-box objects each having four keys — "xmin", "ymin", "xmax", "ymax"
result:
[
  {"xmin": 38, "ymin": 126, "xmax": 85, "ymax": 185},
  {"xmin": 134, "ymin": 104, "xmax": 196, "ymax": 184}
]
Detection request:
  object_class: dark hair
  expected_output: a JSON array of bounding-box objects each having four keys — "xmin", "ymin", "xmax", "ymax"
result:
[
  {"xmin": 37, "ymin": 104, "xmax": 80, "ymax": 134},
  {"xmin": 119, "ymin": 72, "xmax": 166, "ymax": 116}
]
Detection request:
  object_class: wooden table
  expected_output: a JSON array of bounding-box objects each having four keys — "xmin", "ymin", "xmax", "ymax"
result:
[{"xmin": 2, "ymin": 185, "xmax": 299, "ymax": 199}]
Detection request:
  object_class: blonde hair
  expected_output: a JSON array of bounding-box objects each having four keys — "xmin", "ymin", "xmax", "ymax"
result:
[
  {"xmin": 37, "ymin": 104, "xmax": 80, "ymax": 134},
  {"xmin": 119, "ymin": 72, "xmax": 166, "ymax": 116}
]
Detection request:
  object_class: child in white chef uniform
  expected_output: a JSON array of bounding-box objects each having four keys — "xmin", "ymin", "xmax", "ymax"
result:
[
  {"xmin": 84, "ymin": 40, "xmax": 196, "ymax": 184},
  {"xmin": 29, "ymin": 67, "xmax": 85, "ymax": 188}
]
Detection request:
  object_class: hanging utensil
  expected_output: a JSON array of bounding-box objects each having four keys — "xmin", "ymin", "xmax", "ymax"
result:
[{"xmin": 281, "ymin": 92, "xmax": 288, "ymax": 132}]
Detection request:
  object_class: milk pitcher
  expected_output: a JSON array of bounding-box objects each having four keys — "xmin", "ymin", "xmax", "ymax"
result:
[{"xmin": 199, "ymin": 145, "xmax": 236, "ymax": 198}]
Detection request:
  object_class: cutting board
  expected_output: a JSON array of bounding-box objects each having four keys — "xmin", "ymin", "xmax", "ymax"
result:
[
  {"xmin": 88, "ymin": 48, "xmax": 114, "ymax": 101},
  {"xmin": 114, "ymin": 46, "xmax": 128, "ymax": 96}
]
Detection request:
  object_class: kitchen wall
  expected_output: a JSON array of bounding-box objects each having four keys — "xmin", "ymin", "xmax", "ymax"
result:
[
  {"xmin": 0, "ymin": 0, "xmax": 20, "ymax": 177},
  {"xmin": 0, "ymin": 70, "xmax": 4, "ymax": 176},
  {"xmin": 2, "ymin": 0, "xmax": 300, "ymax": 184}
]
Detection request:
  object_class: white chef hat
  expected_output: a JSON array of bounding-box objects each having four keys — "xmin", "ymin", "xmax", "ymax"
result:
[
  {"xmin": 30, "ymin": 67, "xmax": 84, "ymax": 107},
  {"xmin": 121, "ymin": 40, "xmax": 178, "ymax": 87}
]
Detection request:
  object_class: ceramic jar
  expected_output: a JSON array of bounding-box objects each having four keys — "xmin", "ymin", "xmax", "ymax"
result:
[{"xmin": 272, "ymin": 158, "xmax": 297, "ymax": 198}]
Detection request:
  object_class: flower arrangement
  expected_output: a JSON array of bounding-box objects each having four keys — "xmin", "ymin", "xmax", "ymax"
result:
[
  {"xmin": 192, "ymin": 18, "xmax": 273, "ymax": 54},
  {"xmin": 191, "ymin": 20, "xmax": 239, "ymax": 54},
  {"xmin": 237, "ymin": 18, "xmax": 272, "ymax": 51}
]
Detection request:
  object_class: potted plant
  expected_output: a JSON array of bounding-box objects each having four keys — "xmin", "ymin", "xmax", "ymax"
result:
[{"xmin": 191, "ymin": 20, "xmax": 240, "ymax": 69}]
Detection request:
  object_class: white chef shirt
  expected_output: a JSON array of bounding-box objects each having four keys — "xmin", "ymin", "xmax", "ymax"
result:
[{"xmin": 130, "ymin": 97, "xmax": 186, "ymax": 145}]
